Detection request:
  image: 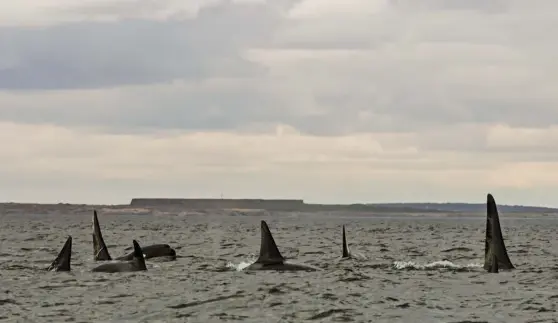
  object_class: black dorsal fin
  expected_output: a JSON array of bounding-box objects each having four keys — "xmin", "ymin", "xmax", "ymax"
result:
[
  {"xmin": 131, "ymin": 240, "xmax": 147, "ymax": 271},
  {"xmin": 93, "ymin": 210, "xmax": 112, "ymax": 261},
  {"xmin": 255, "ymin": 220, "xmax": 284, "ymax": 264},
  {"xmin": 342, "ymin": 225, "xmax": 350, "ymax": 258},
  {"xmin": 484, "ymin": 194, "xmax": 514, "ymax": 271},
  {"xmin": 47, "ymin": 236, "xmax": 72, "ymax": 272}
]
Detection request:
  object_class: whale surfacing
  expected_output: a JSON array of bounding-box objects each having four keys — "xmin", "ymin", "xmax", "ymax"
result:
[
  {"xmin": 483, "ymin": 193, "xmax": 514, "ymax": 272},
  {"xmin": 91, "ymin": 240, "xmax": 147, "ymax": 273},
  {"xmin": 93, "ymin": 210, "xmax": 112, "ymax": 261},
  {"xmin": 47, "ymin": 236, "xmax": 72, "ymax": 272},
  {"xmin": 341, "ymin": 225, "xmax": 351, "ymax": 259},
  {"xmin": 93, "ymin": 210, "xmax": 176, "ymax": 261},
  {"xmin": 244, "ymin": 220, "xmax": 320, "ymax": 272}
]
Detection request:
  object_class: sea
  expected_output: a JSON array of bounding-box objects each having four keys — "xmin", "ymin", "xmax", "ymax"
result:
[{"xmin": 0, "ymin": 211, "xmax": 557, "ymax": 322}]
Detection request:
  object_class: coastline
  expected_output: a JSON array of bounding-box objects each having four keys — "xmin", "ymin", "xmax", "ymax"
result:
[{"xmin": 1, "ymin": 198, "xmax": 557, "ymax": 217}]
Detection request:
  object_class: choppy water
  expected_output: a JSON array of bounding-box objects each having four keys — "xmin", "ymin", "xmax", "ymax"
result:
[{"xmin": 0, "ymin": 211, "xmax": 557, "ymax": 322}]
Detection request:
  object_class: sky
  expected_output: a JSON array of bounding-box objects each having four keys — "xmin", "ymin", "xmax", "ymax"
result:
[{"xmin": 1, "ymin": 0, "xmax": 558, "ymax": 206}]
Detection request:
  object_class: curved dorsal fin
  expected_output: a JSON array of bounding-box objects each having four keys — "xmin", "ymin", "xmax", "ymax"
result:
[
  {"xmin": 93, "ymin": 210, "xmax": 112, "ymax": 261},
  {"xmin": 342, "ymin": 225, "xmax": 350, "ymax": 258},
  {"xmin": 131, "ymin": 240, "xmax": 147, "ymax": 271},
  {"xmin": 47, "ymin": 236, "xmax": 72, "ymax": 272},
  {"xmin": 255, "ymin": 220, "xmax": 284, "ymax": 264},
  {"xmin": 484, "ymin": 193, "xmax": 514, "ymax": 271}
]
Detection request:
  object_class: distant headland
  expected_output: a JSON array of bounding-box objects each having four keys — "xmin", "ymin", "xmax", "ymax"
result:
[
  {"xmin": 129, "ymin": 198, "xmax": 558, "ymax": 214},
  {"xmin": 1, "ymin": 198, "xmax": 557, "ymax": 216}
]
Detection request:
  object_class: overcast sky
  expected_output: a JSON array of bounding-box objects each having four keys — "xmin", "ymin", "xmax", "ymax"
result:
[{"xmin": 1, "ymin": 0, "xmax": 557, "ymax": 206}]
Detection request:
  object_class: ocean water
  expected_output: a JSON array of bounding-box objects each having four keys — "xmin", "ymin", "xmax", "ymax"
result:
[{"xmin": 0, "ymin": 211, "xmax": 557, "ymax": 322}]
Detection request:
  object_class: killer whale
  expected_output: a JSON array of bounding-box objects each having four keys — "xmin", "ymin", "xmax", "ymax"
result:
[
  {"xmin": 46, "ymin": 236, "xmax": 72, "ymax": 272},
  {"xmin": 244, "ymin": 220, "xmax": 320, "ymax": 272},
  {"xmin": 483, "ymin": 193, "xmax": 514, "ymax": 272},
  {"xmin": 92, "ymin": 210, "xmax": 176, "ymax": 261},
  {"xmin": 341, "ymin": 225, "xmax": 351, "ymax": 259},
  {"xmin": 91, "ymin": 240, "xmax": 147, "ymax": 273},
  {"xmin": 115, "ymin": 244, "xmax": 176, "ymax": 261}
]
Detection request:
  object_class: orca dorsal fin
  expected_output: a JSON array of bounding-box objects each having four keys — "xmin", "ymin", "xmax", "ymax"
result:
[
  {"xmin": 47, "ymin": 236, "xmax": 72, "ymax": 272},
  {"xmin": 342, "ymin": 225, "xmax": 350, "ymax": 258},
  {"xmin": 131, "ymin": 240, "xmax": 147, "ymax": 271},
  {"xmin": 255, "ymin": 220, "xmax": 285, "ymax": 264},
  {"xmin": 484, "ymin": 194, "xmax": 514, "ymax": 271},
  {"xmin": 93, "ymin": 210, "xmax": 112, "ymax": 261}
]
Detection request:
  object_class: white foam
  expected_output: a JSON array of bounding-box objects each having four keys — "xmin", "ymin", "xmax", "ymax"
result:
[
  {"xmin": 226, "ymin": 260, "xmax": 254, "ymax": 271},
  {"xmin": 393, "ymin": 260, "xmax": 482, "ymax": 270}
]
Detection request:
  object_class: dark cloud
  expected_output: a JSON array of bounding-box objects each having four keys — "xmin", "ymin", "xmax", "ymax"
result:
[
  {"xmin": 0, "ymin": 87, "xmax": 284, "ymax": 133},
  {"xmin": 0, "ymin": 1, "xmax": 279, "ymax": 90},
  {"xmin": 0, "ymin": 0, "xmax": 557, "ymax": 137}
]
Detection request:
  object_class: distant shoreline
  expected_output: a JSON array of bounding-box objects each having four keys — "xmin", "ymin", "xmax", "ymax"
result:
[{"xmin": 1, "ymin": 198, "xmax": 557, "ymax": 216}]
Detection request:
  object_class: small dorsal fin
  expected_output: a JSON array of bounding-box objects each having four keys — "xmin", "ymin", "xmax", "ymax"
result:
[
  {"xmin": 93, "ymin": 210, "xmax": 112, "ymax": 261},
  {"xmin": 131, "ymin": 240, "xmax": 147, "ymax": 271},
  {"xmin": 484, "ymin": 194, "xmax": 514, "ymax": 271},
  {"xmin": 342, "ymin": 225, "xmax": 350, "ymax": 258},
  {"xmin": 255, "ymin": 220, "xmax": 284, "ymax": 264},
  {"xmin": 47, "ymin": 236, "xmax": 72, "ymax": 272}
]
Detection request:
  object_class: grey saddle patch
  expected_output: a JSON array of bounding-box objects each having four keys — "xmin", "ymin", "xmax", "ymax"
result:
[
  {"xmin": 47, "ymin": 236, "xmax": 72, "ymax": 272},
  {"xmin": 484, "ymin": 193, "xmax": 514, "ymax": 272},
  {"xmin": 93, "ymin": 210, "xmax": 112, "ymax": 261}
]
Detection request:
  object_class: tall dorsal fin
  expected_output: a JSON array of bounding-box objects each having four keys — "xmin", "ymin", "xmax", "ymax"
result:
[
  {"xmin": 255, "ymin": 220, "xmax": 284, "ymax": 264},
  {"xmin": 93, "ymin": 210, "xmax": 112, "ymax": 261},
  {"xmin": 131, "ymin": 240, "xmax": 147, "ymax": 271},
  {"xmin": 484, "ymin": 193, "xmax": 514, "ymax": 271},
  {"xmin": 342, "ymin": 225, "xmax": 350, "ymax": 258},
  {"xmin": 47, "ymin": 236, "xmax": 72, "ymax": 272}
]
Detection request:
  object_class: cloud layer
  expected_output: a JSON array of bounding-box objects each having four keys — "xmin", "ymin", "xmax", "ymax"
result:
[{"xmin": 1, "ymin": 0, "xmax": 558, "ymax": 206}]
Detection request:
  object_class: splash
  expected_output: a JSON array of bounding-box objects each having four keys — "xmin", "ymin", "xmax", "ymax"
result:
[
  {"xmin": 226, "ymin": 260, "xmax": 254, "ymax": 271},
  {"xmin": 393, "ymin": 260, "xmax": 482, "ymax": 271}
]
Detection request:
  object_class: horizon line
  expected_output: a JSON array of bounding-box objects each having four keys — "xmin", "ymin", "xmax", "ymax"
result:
[{"xmin": 1, "ymin": 197, "xmax": 558, "ymax": 210}]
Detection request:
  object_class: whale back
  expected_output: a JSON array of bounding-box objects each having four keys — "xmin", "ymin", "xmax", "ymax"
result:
[{"xmin": 115, "ymin": 244, "xmax": 176, "ymax": 261}]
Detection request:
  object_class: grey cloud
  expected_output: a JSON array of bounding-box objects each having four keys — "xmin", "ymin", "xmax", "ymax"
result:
[
  {"xmin": 0, "ymin": 0, "xmax": 557, "ymax": 140},
  {"xmin": 390, "ymin": 0, "xmax": 510, "ymax": 13},
  {"xmin": 0, "ymin": 88, "xmax": 287, "ymax": 133},
  {"xmin": 0, "ymin": 1, "xmax": 280, "ymax": 90}
]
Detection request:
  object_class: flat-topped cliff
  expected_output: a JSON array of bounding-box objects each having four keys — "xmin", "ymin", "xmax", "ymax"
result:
[
  {"xmin": 128, "ymin": 198, "xmax": 558, "ymax": 214},
  {"xmin": 1, "ymin": 199, "xmax": 557, "ymax": 216},
  {"xmin": 129, "ymin": 198, "xmax": 451, "ymax": 213},
  {"xmin": 130, "ymin": 198, "xmax": 305, "ymax": 211}
]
